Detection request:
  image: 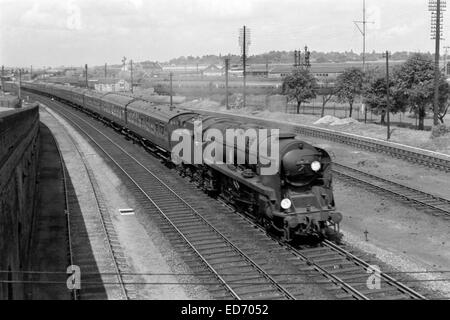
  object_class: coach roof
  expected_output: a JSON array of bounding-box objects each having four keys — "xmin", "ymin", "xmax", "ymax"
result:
[
  {"xmin": 127, "ymin": 99, "xmax": 196, "ymax": 122},
  {"xmin": 101, "ymin": 92, "xmax": 135, "ymax": 106}
]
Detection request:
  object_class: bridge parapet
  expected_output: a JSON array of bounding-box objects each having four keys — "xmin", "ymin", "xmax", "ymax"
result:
[{"xmin": 0, "ymin": 106, "xmax": 40, "ymax": 299}]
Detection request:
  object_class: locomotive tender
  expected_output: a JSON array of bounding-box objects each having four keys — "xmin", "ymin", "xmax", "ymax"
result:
[{"xmin": 22, "ymin": 81, "xmax": 342, "ymax": 243}]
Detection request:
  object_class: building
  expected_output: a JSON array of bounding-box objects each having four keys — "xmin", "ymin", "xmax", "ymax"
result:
[
  {"xmin": 202, "ymin": 64, "xmax": 223, "ymax": 77},
  {"xmin": 93, "ymin": 78, "xmax": 131, "ymax": 92},
  {"xmin": 268, "ymin": 61, "xmax": 405, "ymax": 81},
  {"xmin": 247, "ymin": 64, "xmax": 270, "ymax": 77}
]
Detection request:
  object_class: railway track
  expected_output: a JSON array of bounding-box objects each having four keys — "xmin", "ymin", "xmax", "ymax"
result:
[
  {"xmin": 291, "ymin": 240, "xmax": 427, "ymax": 300},
  {"xmin": 332, "ymin": 162, "xmax": 450, "ymax": 219},
  {"xmin": 46, "ymin": 110, "xmax": 135, "ymax": 300},
  {"xmin": 49, "ymin": 125, "xmax": 76, "ymax": 299},
  {"xmin": 226, "ymin": 206, "xmax": 428, "ymax": 300},
  {"xmin": 37, "ymin": 96, "xmax": 431, "ymax": 300},
  {"xmin": 43, "ymin": 99, "xmax": 298, "ymax": 300},
  {"xmin": 192, "ymin": 109, "xmax": 450, "ymax": 172}
]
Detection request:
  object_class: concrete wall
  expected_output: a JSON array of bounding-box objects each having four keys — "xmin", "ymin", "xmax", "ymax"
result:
[{"xmin": 0, "ymin": 107, "xmax": 40, "ymax": 300}]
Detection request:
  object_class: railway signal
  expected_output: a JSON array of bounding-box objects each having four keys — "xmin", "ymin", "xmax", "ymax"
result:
[{"xmin": 304, "ymin": 46, "xmax": 311, "ymax": 69}]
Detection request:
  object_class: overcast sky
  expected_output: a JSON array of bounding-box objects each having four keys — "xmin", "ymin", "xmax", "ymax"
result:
[{"xmin": 0, "ymin": 0, "xmax": 443, "ymax": 67}]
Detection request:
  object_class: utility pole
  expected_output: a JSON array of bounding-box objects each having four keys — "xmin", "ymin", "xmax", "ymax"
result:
[
  {"xmin": 430, "ymin": 0, "xmax": 446, "ymax": 126},
  {"xmin": 85, "ymin": 64, "xmax": 88, "ymax": 88},
  {"xmin": 354, "ymin": 0, "xmax": 374, "ymax": 73},
  {"xmin": 383, "ymin": 51, "xmax": 391, "ymax": 140},
  {"xmin": 298, "ymin": 49, "xmax": 303, "ymax": 68},
  {"xmin": 265, "ymin": 57, "xmax": 269, "ymax": 78},
  {"xmin": 225, "ymin": 57, "xmax": 230, "ymax": 109},
  {"xmin": 1, "ymin": 65, "xmax": 4, "ymax": 93},
  {"xmin": 354, "ymin": 0, "xmax": 374, "ymax": 123},
  {"xmin": 130, "ymin": 59, "xmax": 134, "ymax": 93},
  {"xmin": 243, "ymin": 25, "xmax": 247, "ymax": 108},
  {"xmin": 239, "ymin": 26, "xmax": 251, "ymax": 108},
  {"xmin": 294, "ymin": 50, "xmax": 298, "ymax": 67},
  {"xmin": 169, "ymin": 72, "xmax": 173, "ymax": 108},
  {"xmin": 104, "ymin": 63, "xmax": 107, "ymax": 79},
  {"xmin": 30, "ymin": 65, "xmax": 33, "ymax": 80},
  {"xmin": 18, "ymin": 69, "xmax": 22, "ymax": 106}
]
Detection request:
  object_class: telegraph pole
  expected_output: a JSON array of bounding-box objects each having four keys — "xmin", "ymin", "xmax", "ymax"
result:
[
  {"xmin": 18, "ymin": 69, "xmax": 22, "ymax": 105},
  {"xmin": 130, "ymin": 59, "xmax": 134, "ymax": 93},
  {"xmin": 104, "ymin": 63, "xmax": 107, "ymax": 79},
  {"xmin": 354, "ymin": 0, "xmax": 373, "ymax": 73},
  {"xmin": 1, "ymin": 65, "xmax": 4, "ymax": 93},
  {"xmin": 225, "ymin": 57, "xmax": 230, "ymax": 109},
  {"xmin": 85, "ymin": 64, "xmax": 88, "ymax": 88},
  {"xmin": 382, "ymin": 51, "xmax": 391, "ymax": 140},
  {"xmin": 239, "ymin": 26, "xmax": 251, "ymax": 108},
  {"xmin": 354, "ymin": 0, "xmax": 374, "ymax": 123},
  {"xmin": 298, "ymin": 49, "xmax": 303, "ymax": 68},
  {"xmin": 243, "ymin": 25, "xmax": 247, "ymax": 108},
  {"xmin": 430, "ymin": 0, "xmax": 446, "ymax": 126},
  {"xmin": 30, "ymin": 65, "xmax": 33, "ymax": 80},
  {"xmin": 294, "ymin": 50, "xmax": 298, "ymax": 67},
  {"xmin": 169, "ymin": 72, "xmax": 173, "ymax": 108}
]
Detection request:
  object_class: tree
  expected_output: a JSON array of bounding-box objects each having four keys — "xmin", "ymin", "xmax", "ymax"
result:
[
  {"xmin": 438, "ymin": 104, "xmax": 449, "ymax": 124},
  {"xmin": 335, "ymin": 68, "xmax": 364, "ymax": 118},
  {"xmin": 320, "ymin": 79, "xmax": 335, "ymax": 117},
  {"xmin": 393, "ymin": 53, "xmax": 450, "ymax": 130},
  {"xmin": 364, "ymin": 77, "xmax": 407, "ymax": 125},
  {"xmin": 282, "ymin": 69, "xmax": 317, "ymax": 114}
]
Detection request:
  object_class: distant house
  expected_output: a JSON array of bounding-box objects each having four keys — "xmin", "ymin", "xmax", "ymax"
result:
[
  {"xmin": 247, "ymin": 64, "xmax": 269, "ymax": 77},
  {"xmin": 229, "ymin": 65, "xmax": 244, "ymax": 77},
  {"xmin": 268, "ymin": 65, "xmax": 295, "ymax": 78},
  {"xmin": 94, "ymin": 78, "xmax": 131, "ymax": 92},
  {"xmin": 202, "ymin": 64, "xmax": 223, "ymax": 77}
]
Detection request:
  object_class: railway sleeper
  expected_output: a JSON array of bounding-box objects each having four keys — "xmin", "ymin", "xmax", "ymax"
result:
[
  {"xmin": 308, "ymin": 256, "xmax": 344, "ymax": 264},
  {"xmin": 226, "ymin": 274, "xmax": 266, "ymax": 283},
  {"xmin": 206, "ymin": 256, "xmax": 245, "ymax": 264},
  {"xmin": 327, "ymin": 266, "xmax": 362, "ymax": 275},
  {"xmin": 314, "ymin": 260, "xmax": 357, "ymax": 269},
  {"xmin": 235, "ymin": 286, "xmax": 285, "ymax": 297}
]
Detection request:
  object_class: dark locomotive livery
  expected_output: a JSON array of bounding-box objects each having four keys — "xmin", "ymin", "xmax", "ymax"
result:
[{"xmin": 22, "ymin": 81, "xmax": 342, "ymax": 243}]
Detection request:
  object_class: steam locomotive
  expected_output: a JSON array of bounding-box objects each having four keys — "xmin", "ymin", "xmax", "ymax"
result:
[{"xmin": 22, "ymin": 81, "xmax": 342, "ymax": 243}]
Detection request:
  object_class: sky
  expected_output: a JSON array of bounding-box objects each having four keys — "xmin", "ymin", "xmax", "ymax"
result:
[{"xmin": 0, "ymin": 0, "xmax": 444, "ymax": 67}]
